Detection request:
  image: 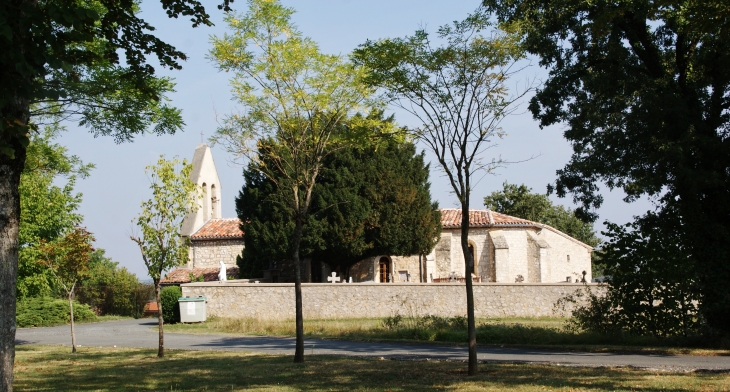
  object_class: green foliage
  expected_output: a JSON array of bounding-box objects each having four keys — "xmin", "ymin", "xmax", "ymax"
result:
[
  {"xmin": 160, "ymin": 286, "xmax": 182, "ymax": 325},
  {"xmin": 17, "ymin": 125, "xmax": 93, "ymax": 299},
  {"xmin": 131, "ymin": 156, "xmax": 198, "ymax": 284},
  {"xmin": 16, "ymin": 297, "xmax": 96, "ymax": 328},
  {"xmin": 76, "ymin": 250, "xmax": 148, "ymax": 317},
  {"xmin": 237, "ymin": 135, "xmax": 442, "ymax": 278},
  {"xmin": 563, "ymin": 212, "xmax": 702, "ymax": 339},
  {"xmin": 482, "ymin": 0, "xmax": 730, "ymax": 332}
]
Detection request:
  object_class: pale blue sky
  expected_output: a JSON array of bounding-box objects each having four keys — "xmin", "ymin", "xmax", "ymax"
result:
[{"xmin": 59, "ymin": 1, "xmax": 651, "ymax": 278}]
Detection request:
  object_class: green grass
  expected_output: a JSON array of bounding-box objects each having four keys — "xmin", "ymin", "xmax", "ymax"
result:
[
  {"xmin": 14, "ymin": 345, "xmax": 730, "ymax": 391},
  {"xmin": 165, "ymin": 316, "xmax": 730, "ymax": 356}
]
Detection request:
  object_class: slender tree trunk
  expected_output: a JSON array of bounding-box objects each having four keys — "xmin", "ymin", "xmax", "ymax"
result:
[
  {"xmin": 0, "ymin": 117, "xmax": 28, "ymax": 392},
  {"xmin": 292, "ymin": 215, "xmax": 305, "ymax": 363},
  {"xmin": 461, "ymin": 199, "xmax": 478, "ymax": 376},
  {"xmin": 155, "ymin": 280, "xmax": 164, "ymax": 358},
  {"xmin": 69, "ymin": 290, "xmax": 76, "ymax": 353}
]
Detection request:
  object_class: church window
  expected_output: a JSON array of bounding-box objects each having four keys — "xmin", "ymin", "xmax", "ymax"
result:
[
  {"xmin": 567, "ymin": 255, "xmax": 570, "ymax": 263},
  {"xmin": 468, "ymin": 242, "xmax": 477, "ymax": 274},
  {"xmin": 202, "ymin": 183, "xmax": 209, "ymax": 221},
  {"xmin": 211, "ymin": 184, "xmax": 218, "ymax": 219}
]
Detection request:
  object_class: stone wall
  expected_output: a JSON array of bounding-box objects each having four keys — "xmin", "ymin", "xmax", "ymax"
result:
[
  {"xmin": 181, "ymin": 282, "xmax": 603, "ymax": 320},
  {"xmin": 189, "ymin": 239, "xmax": 244, "ymax": 268}
]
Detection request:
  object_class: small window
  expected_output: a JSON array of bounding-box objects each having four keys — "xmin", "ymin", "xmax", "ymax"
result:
[{"xmin": 567, "ymin": 255, "xmax": 570, "ymax": 262}]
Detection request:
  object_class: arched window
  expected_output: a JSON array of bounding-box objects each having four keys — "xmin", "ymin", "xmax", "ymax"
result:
[
  {"xmin": 202, "ymin": 182, "xmax": 209, "ymax": 221},
  {"xmin": 211, "ymin": 184, "xmax": 218, "ymax": 219},
  {"xmin": 468, "ymin": 241, "xmax": 477, "ymax": 275}
]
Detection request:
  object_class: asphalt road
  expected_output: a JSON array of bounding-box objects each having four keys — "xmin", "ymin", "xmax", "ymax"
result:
[{"xmin": 16, "ymin": 318, "xmax": 730, "ymax": 372}]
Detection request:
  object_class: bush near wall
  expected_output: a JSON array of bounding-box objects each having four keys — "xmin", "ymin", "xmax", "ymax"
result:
[
  {"xmin": 17, "ymin": 297, "xmax": 96, "ymax": 327},
  {"xmin": 160, "ymin": 286, "xmax": 181, "ymax": 324}
]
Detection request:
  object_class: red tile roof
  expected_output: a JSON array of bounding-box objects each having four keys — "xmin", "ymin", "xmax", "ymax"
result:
[
  {"xmin": 191, "ymin": 218, "xmax": 244, "ymax": 240},
  {"xmin": 161, "ymin": 266, "xmax": 240, "ymax": 284},
  {"xmin": 439, "ymin": 209, "xmax": 537, "ymax": 228}
]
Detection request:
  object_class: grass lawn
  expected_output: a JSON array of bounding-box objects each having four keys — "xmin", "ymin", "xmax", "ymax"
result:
[
  {"xmin": 164, "ymin": 316, "xmax": 730, "ymax": 356},
  {"xmin": 14, "ymin": 345, "xmax": 730, "ymax": 391}
]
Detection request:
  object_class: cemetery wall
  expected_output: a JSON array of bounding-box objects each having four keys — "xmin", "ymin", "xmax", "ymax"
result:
[{"xmin": 181, "ymin": 282, "xmax": 604, "ymax": 320}]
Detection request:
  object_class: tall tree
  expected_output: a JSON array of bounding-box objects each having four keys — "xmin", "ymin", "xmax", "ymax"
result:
[
  {"xmin": 39, "ymin": 227, "xmax": 95, "ymax": 353},
  {"xmin": 482, "ymin": 0, "xmax": 730, "ymax": 332},
  {"xmin": 353, "ymin": 11, "xmax": 526, "ymax": 375},
  {"xmin": 130, "ymin": 156, "xmax": 198, "ymax": 358},
  {"xmin": 18, "ymin": 124, "xmax": 93, "ymax": 300},
  {"xmin": 1, "ymin": 0, "xmax": 225, "ymax": 387},
  {"xmin": 237, "ymin": 135, "xmax": 442, "ymax": 279},
  {"xmin": 210, "ymin": 0, "xmax": 389, "ymax": 362}
]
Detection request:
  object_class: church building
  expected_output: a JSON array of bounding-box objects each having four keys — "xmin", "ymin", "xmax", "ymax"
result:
[{"xmin": 163, "ymin": 144, "xmax": 593, "ymax": 285}]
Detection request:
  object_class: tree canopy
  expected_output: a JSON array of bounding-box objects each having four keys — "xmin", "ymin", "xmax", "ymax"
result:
[
  {"xmin": 237, "ymin": 135, "xmax": 441, "ymax": 280},
  {"xmin": 482, "ymin": 0, "xmax": 730, "ymax": 332}
]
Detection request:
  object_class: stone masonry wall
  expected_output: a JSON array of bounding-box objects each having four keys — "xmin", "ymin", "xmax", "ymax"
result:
[
  {"xmin": 190, "ymin": 239, "xmax": 244, "ymax": 268},
  {"xmin": 182, "ymin": 282, "xmax": 603, "ymax": 320}
]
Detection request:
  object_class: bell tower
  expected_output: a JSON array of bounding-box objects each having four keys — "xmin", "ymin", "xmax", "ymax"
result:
[{"xmin": 181, "ymin": 143, "xmax": 222, "ymax": 238}]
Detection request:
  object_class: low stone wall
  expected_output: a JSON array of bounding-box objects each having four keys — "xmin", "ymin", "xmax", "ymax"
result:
[{"xmin": 181, "ymin": 282, "xmax": 603, "ymax": 320}]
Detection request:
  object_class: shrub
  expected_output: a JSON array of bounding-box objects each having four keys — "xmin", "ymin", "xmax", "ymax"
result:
[
  {"xmin": 17, "ymin": 297, "xmax": 96, "ymax": 328},
  {"xmin": 160, "ymin": 286, "xmax": 181, "ymax": 324}
]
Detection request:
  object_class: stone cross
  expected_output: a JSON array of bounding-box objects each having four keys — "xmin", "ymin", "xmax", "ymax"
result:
[{"xmin": 327, "ymin": 272, "xmax": 340, "ymax": 283}]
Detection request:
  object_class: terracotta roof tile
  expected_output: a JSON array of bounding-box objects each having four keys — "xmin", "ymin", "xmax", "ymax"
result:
[
  {"xmin": 439, "ymin": 209, "xmax": 538, "ymax": 228},
  {"xmin": 191, "ymin": 218, "xmax": 244, "ymax": 240},
  {"xmin": 161, "ymin": 266, "xmax": 239, "ymax": 284}
]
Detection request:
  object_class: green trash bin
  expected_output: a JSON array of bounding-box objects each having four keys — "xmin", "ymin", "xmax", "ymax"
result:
[{"xmin": 178, "ymin": 296, "xmax": 206, "ymax": 323}]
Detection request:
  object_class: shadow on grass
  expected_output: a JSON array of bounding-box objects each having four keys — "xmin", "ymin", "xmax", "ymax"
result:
[{"xmin": 14, "ymin": 345, "xmax": 726, "ymax": 391}]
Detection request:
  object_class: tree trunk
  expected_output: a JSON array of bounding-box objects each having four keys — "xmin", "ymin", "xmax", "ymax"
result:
[
  {"xmin": 155, "ymin": 280, "xmax": 164, "ymax": 358},
  {"xmin": 0, "ymin": 128, "xmax": 27, "ymax": 392},
  {"xmin": 69, "ymin": 291, "xmax": 76, "ymax": 353},
  {"xmin": 461, "ymin": 202, "xmax": 478, "ymax": 376},
  {"xmin": 292, "ymin": 215, "xmax": 305, "ymax": 363}
]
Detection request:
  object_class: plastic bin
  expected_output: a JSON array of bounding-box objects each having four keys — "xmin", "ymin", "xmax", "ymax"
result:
[{"xmin": 178, "ymin": 296, "xmax": 206, "ymax": 323}]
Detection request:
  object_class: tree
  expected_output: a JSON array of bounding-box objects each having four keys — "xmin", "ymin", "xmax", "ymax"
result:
[
  {"xmin": 353, "ymin": 11, "xmax": 526, "ymax": 375},
  {"xmin": 237, "ymin": 135, "xmax": 442, "ymax": 279},
  {"xmin": 18, "ymin": 124, "xmax": 93, "ymax": 300},
  {"xmin": 576, "ymin": 212, "xmax": 701, "ymax": 338},
  {"xmin": 130, "ymin": 156, "xmax": 198, "ymax": 358},
  {"xmin": 1, "ymin": 0, "xmax": 224, "ymax": 386},
  {"xmin": 484, "ymin": 182, "xmax": 601, "ymax": 271},
  {"xmin": 210, "ymin": 0, "xmax": 390, "ymax": 362},
  {"xmin": 38, "ymin": 227, "xmax": 95, "ymax": 353},
  {"xmin": 482, "ymin": 0, "xmax": 730, "ymax": 333},
  {"xmin": 77, "ymin": 249, "xmax": 143, "ymax": 317}
]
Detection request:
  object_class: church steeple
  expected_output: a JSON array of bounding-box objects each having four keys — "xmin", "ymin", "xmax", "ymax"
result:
[{"xmin": 181, "ymin": 143, "xmax": 222, "ymax": 237}]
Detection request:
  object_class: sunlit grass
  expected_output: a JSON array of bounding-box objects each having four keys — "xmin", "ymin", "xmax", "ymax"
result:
[{"xmin": 14, "ymin": 345, "xmax": 730, "ymax": 391}]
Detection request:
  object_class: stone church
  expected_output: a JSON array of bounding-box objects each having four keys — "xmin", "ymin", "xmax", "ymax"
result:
[
  {"xmin": 163, "ymin": 144, "xmax": 593, "ymax": 285},
  {"xmin": 350, "ymin": 209, "xmax": 594, "ymax": 284}
]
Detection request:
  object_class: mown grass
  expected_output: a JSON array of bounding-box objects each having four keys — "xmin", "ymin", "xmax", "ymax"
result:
[
  {"xmin": 165, "ymin": 316, "xmax": 730, "ymax": 356},
  {"xmin": 14, "ymin": 345, "xmax": 730, "ymax": 391}
]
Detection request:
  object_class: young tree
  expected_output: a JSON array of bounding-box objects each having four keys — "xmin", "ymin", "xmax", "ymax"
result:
[
  {"xmin": 210, "ymin": 0, "xmax": 390, "ymax": 362},
  {"xmin": 1, "ymin": 0, "xmax": 224, "ymax": 386},
  {"xmin": 353, "ymin": 11, "xmax": 527, "ymax": 375},
  {"xmin": 130, "ymin": 156, "xmax": 198, "ymax": 358},
  {"xmin": 237, "ymin": 135, "xmax": 442, "ymax": 278},
  {"xmin": 482, "ymin": 0, "xmax": 730, "ymax": 333},
  {"xmin": 39, "ymin": 227, "xmax": 95, "ymax": 353}
]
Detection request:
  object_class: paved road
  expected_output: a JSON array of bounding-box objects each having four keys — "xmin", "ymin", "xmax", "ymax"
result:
[{"xmin": 16, "ymin": 319, "xmax": 730, "ymax": 372}]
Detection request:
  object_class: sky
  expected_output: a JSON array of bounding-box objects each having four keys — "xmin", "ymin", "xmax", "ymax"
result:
[{"xmin": 59, "ymin": 0, "xmax": 652, "ymax": 278}]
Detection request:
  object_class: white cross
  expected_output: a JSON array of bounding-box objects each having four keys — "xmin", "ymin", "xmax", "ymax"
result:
[{"xmin": 327, "ymin": 272, "xmax": 340, "ymax": 283}]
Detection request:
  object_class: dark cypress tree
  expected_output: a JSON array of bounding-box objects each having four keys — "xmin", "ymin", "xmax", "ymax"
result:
[{"xmin": 236, "ymin": 136, "xmax": 441, "ymax": 280}]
